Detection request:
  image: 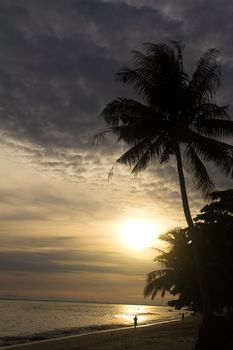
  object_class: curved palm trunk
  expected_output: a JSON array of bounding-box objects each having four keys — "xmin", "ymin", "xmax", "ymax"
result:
[{"xmin": 175, "ymin": 144, "xmax": 212, "ymax": 322}]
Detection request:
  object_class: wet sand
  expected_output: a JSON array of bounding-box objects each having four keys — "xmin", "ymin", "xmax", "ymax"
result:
[{"xmin": 4, "ymin": 316, "xmax": 201, "ymax": 350}]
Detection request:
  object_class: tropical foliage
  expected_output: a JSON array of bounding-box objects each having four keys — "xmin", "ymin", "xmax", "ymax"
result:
[
  {"xmin": 144, "ymin": 189, "xmax": 233, "ymax": 314},
  {"xmin": 195, "ymin": 190, "xmax": 233, "ymax": 313},
  {"xmin": 144, "ymin": 227, "xmax": 200, "ymax": 311},
  {"xmin": 96, "ymin": 42, "xmax": 233, "ymax": 203}
]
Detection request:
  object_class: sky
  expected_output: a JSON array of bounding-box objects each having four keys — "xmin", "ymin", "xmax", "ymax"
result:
[{"xmin": 0, "ymin": 0, "xmax": 233, "ymax": 305}]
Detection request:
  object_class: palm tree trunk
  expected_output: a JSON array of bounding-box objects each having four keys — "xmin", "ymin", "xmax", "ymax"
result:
[{"xmin": 175, "ymin": 143, "xmax": 212, "ymax": 322}]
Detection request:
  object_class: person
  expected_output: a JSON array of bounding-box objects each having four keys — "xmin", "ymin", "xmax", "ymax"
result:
[
  {"xmin": 133, "ymin": 315, "xmax": 138, "ymax": 328},
  {"xmin": 181, "ymin": 312, "xmax": 184, "ymax": 322}
]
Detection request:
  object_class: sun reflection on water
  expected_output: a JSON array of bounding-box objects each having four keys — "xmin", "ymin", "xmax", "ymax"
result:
[{"xmin": 114, "ymin": 304, "xmax": 152, "ymax": 325}]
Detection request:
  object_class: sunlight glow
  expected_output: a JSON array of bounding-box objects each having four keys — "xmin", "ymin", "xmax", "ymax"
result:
[{"xmin": 120, "ymin": 220, "xmax": 157, "ymax": 250}]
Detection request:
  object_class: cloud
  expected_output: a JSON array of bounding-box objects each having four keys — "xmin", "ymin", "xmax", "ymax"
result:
[
  {"xmin": 0, "ymin": 0, "xmax": 232, "ymax": 179},
  {"xmin": 0, "ymin": 0, "xmax": 182, "ymax": 153},
  {"xmin": 0, "ymin": 249, "xmax": 155, "ymax": 277},
  {"xmin": 1, "ymin": 0, "xmax": 233, "ymax": 302}
]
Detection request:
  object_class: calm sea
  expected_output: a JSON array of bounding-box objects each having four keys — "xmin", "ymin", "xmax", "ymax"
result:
[{"xmin": 0, "ymin": 300, "xmax": 184, "ymax": 347}]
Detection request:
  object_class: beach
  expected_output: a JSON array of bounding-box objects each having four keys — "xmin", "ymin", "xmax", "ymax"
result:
[{"xmin": 5, "ymin": 316, "xmax": 200, "ymax": 350}]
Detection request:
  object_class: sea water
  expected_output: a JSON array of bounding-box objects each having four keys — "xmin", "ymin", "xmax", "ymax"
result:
[{"xmin": 0, "ymin": 300, "xmax": 183, "ymax": 347}]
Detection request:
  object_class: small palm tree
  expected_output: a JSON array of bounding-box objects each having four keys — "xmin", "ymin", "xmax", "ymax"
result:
[
  {"xmin": 144, "ymin": 228, "xmax": 200, "ymax": 311},
  {"xmin": 144, "ymin": 219, "xmax": 233, "ymax": 313},
  {"xmin": 95, "ymin": 42, "xmax": 233, "ymax": 322}
]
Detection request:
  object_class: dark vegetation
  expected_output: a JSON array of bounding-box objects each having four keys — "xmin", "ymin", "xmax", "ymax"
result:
[
  {"xmin": 145, "ymin": 189, "xmax": 233, "ymax": 313},
  {"xmin": 145, "ymin": 189, "xmax": 233, "ymax": 348},
  {"xmin": 96, "ymin": 42, "xmax": 233, "ymax": 349}
]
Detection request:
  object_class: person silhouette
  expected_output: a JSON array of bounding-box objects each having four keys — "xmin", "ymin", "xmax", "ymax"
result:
[{"xmin": 133, "ymin": 315, "xmax": 138, "ymax": 328}]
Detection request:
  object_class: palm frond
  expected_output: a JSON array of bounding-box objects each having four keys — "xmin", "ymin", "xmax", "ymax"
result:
[
  {"xmin": 188, "ymin": 48, "xmax": 220, "ymax": 104},
  {"xmin": 107, "ymin": 138, "xmax": 154, "ymax": 179},
  {"xmin": 93, "ymin": 124, "xmax": 148, "ymax": 146},
  {"xmin": 158, "ymin": 227, "xmax": 186, "ymax": 244},
  {"xmin": 112, "ymin": 136, "xmax": 165, "ymax": 176},
  {"xmin": 101, "ymin": 98, "xmax": 152, "ymax": 126},
  {"xmin": 144, "ymin": 269, "xmax": 175, "ymax": 298},
  {"xmin": 118, "ymin": 42, "xmax": 189, "ymax": 111},
  {"xmin": 116, "ymin": 138, "xmax": 152, "ymax": 164},
  {"xmin": 189, "ymin": 131, "xmax": 233, "ymax": 176},
  {"xmin": 160, "ymin": 144, "xmax": 173, "ymax": 164},
  {"xmin": 184, "ymin": 145, "xmax": 215, "ymax": 199},
  {"xmin": 130, "ymin": 147, "xmax": 154, "ymax": 174},
  {"xmin": 170, "ymin": 41, "xmax": 186, "ymax": 75},
  {"xmin": 112, "ymin": 120, "xmax": 163, "ymax": 143},
  {"xmin": 184, "ymin": 103, "xmax": 229, "ymax": 123},
  {"xmin": 116, "ymin": 68, "xmax": 155, "ymax": 102},
  {"xmin": 117, "ymin": 124, "xmax": 147, "ymax": 143},
  {"xmin": 144, "ymin": 42, "xmax": 188, "ymax": 84},
  {"xmin": 93, "ymin": 127, "xmax": 115, "ymax": 145},
  {"xmin": 193, "ymin": 118, "xmax": 233, "ymax": 139},
  {"xmin": 101, "ymin": 98, "xmax": 169, "ymax": 132}
]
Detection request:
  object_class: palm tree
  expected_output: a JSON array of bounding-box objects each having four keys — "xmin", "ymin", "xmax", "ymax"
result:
[
  {"xmin": 95, "ymin": 42, "xmax": 233, "ymax": 322},
  {"xmin": 144, "ymin": 222, "xmax": 233, "ymax": 314},
  {"xmin": 194, "ymin": 189, "xmax": 233, "ymax": 313},
  {"xmin": 144, "ymin": 228, "xmax": 200, "ymax": 311}
]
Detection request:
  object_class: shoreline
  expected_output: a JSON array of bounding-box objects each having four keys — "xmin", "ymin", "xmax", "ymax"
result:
[
  {"xmin": 2, "ymin": 318, "xmax": 181, "ymax": 349},
  {"xmin": 2, "ymin": 316, "xmax": 201, "ymax": 350}
]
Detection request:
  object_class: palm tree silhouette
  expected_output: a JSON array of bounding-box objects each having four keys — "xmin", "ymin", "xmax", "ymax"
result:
[
  {"xmin": 144, "ymin": 228, "xmax": 200, "ymax": 311},
  {"xmin": 95, "ymin": 42, "xmax": 233, "ymax": 322},
  {"xmin": 144, "ymin": 219, "xmax": 233, "ymax": 313}
]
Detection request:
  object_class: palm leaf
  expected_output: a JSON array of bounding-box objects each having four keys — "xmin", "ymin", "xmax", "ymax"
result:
[
  {"xmin": 184, "ymin": 103, "xmax": 229, "ymax": 123},
  {"xmin": 101, "ymin": 98, "xmax": 152, "ymax": 126},
  {"xmin": 116, "ymin": 68, "xmax": 155, "ymax": 103},
  {"xmin": 193, "ymin": 118, "xmax": 233, "ymax": 139},
  {"xmin": 189, "ymin": 131, "xmax": 233, "ymax": 176},
  {"xmin": 110, "ymin": 135, "xmax": 165, "ymax": 177},
  {"xmin": 184, "ymin": 145, "xmax": 215, "ymax": 199},
  {"xmin": 188, "ymin": 48, "xmax": 220, "ymax": 104},
  {"xmin": 144, "ymin": 269, "xmax": 175, "ymax": 299}
]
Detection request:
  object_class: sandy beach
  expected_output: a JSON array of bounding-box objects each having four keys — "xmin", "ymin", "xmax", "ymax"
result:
[{"xmin": 5, "ymin": 316, "xmax": 201, "ymax": 350}]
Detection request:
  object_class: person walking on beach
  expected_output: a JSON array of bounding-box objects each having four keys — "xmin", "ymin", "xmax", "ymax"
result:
[{"xmin": 133, "ymin": 315, "xmax": 138, "ymax": 328}]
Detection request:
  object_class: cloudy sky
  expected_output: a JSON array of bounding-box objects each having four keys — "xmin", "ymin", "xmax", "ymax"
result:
[{"xmin": 0, "ymin": 0, "xmax": 233, "ymax": 304}]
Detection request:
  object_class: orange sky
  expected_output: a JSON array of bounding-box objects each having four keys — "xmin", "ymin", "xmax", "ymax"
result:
[{"xmin": 0, "ymin": 141, "xmax": 203, "ymax": 304}]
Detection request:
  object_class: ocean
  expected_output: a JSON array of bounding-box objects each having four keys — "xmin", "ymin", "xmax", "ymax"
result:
[{"xmin": 0, "ymin": 299, "xmax": 184, "ymax": 347}]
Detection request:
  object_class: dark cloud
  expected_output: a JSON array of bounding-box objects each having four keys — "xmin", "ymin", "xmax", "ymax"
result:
[
  {"xmin": 0, "ymin": 0, "xmax": 232, "ymax": 179},
  {"xmin": 0, "ymin": 249, "xmax": 154, "ymax": 276},
  {"xmin": 0, "ymin": 0, "xmax": 181, "ymax": 154},
  {"xmin": 0, "ymin": 236, "xmax": 76, "ymax": 249},
  {"xmin": 0, "ymin": 1, "xmax": 114, "ymax": 149}
]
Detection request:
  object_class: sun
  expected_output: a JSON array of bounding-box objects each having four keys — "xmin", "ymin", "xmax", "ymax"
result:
[{"xmin": 120, "ymin": 220, "xmax": 157, "ymax": 250}]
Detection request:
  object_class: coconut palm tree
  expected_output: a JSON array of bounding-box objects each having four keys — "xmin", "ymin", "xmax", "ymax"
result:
[
  {"xmin": 194, "ymin": 189, "xmax": 233, "ymax": 313},
  {"xmin": 144, "ymin": 222, "xmax": 233, "ymax": 314},
  {"xmin": 95, "ymin": 42, "xmax": 233, "ymax": 323},
  {"xmin": 144, "ymin": 228, "xmax": 200, "ymax": 311}
]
